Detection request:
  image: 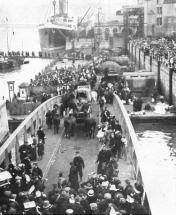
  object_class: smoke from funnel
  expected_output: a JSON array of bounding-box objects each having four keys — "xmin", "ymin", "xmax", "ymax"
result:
[{"xmin": 59, "ymin": 0, "xmax": 67, "ymax": 16}]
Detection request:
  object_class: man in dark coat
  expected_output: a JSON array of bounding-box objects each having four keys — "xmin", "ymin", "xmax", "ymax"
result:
[
  {"xmin": 53, "ymin": 113, "xmax": 60, "ymax": 134},
  {"xmin": 69, "ymin": 162, "xmax": 79, "ymax": 191},
  {"xmin": 136, "ymin": 97, "xmax": 143, "ymax": 111},
  {"xmin": 96, "ymin": 147, "xmax": 107, "ymax": 174},
  {"xmin": 45, "ymin": 110, "xmax": 53, "ymax": 129},
  {"xmin": 99, "ymin": 97, "xmax": 105, "ymax": 112},
  {"xmin": 19, "ymin": 141, "xmax": 30, "ymax": 162},
  {"xmin": 23, "ymin": 156, "xmax": 32, "ymax": 175},
  {"xmin": 73, "ymin": 151, "xmax": 85, "ymax": 181},
  {"xmin": 37, "ymin": 126, "xmax": 45, "ymax": 143},
  {"xmin": 32, "ymin": 162, "xmax": 43, "ymax": 179}
]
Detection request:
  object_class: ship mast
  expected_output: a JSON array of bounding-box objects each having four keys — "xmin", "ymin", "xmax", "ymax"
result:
[
  {"xmin": 67, "ymin": 0, "xmax": 68, "ymax": 16},
  {"xmin": 53, "ymin": 0, "xmax": 56, "ymax": 18},
  {"xmin": 6, "ymin": 17, "xmax": 9, "ymax": 53}
]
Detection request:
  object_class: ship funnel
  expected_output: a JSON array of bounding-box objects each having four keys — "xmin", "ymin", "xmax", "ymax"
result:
[{"xmin": 59, "ymin": 0, "xmax": 67, "ymax": 16}]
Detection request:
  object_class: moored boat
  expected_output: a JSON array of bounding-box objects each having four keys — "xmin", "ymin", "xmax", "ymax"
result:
[{"xmin": 0, "ymin": 55, "xmax": 25, "ymax": 72}]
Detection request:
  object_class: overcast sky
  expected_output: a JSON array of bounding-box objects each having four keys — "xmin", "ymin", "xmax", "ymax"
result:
[{"xmin": 0, "ymin": 0, "xmax": 137, "ymax": 24}]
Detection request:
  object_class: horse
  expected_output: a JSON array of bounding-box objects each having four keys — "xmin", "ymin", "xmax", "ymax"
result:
[
  {"xmin": 64, "ymin": 115, "xmax": 76, "ymax": 138},
  {"xmin": 84, "ymin": 117, "xmax": 96, "ymax": 139},
  {"xmin": 61, "ymin": 93, "xmax": 77, "ymax": 115}
]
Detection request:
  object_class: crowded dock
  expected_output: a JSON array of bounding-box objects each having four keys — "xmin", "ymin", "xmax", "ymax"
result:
[{"xmin": 1, "ymin": 0, "xmax": 176, "ymax": 215}]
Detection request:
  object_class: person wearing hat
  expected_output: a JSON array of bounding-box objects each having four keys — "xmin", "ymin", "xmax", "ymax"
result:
[
  {"xmin": 113, "ymin": 119, "xmax": 122, "ymax": 133},
  {"xmin": 66, "ymin": 208, "xmax": 74, "ymax": 215},
  {"xmin": 45, "ymin": 109, "xmax": 53, "ymax": 129},
  {"xmin": 96, "ymin": 147, "xmax": 109, "ymax": 174},
  {"xmin": 23, "ymin": 156, "xmax": 32, "ymax": 175},
  {"xmin": 58, "ymin": 172, "xmax": 67, "ymax": 188},
  {"xmin": 37, "ymin": 139, "xmax": 45, "ymax": 160},
  {"xmin": 69, "ymin": 162, "xmax": 79, "ymax": 191},
  {"xmin": 41, "ymin": 200, "xmax": 54, "ymax": 214},
  {"xmin": 99, "ymin": 96, "xmax": 105, "ymax": 113},
  {"xmin": 32, "ymin": 162, "xmax": 43, "ymax": 179},
  {"xmin": 53, "ymin": 113, "xmax": 60, "ymax": 134},
  {"xmin": 73, "ymin": 151, "xmax": 85, "ymax": 182},
  {"xmin": 48, "ymin": 184, "xmax": 60, "ymax": 204},
  {"xmin": 19, "ymin": 140, "xmax": 30, "ymax": 162},
  {"xmin": 37, "ymin": 126, "xmax": 45, "ymax": 144},
  {"xmin": 7, "ymin": 207, "xmax": 16, "ymax": 214},
  {"xmin": 97, "ymin": 192, "xmax": 112, "ymax": 214},
  {"xmin": 87, "ymin": 189, "xmax": 97, "ymax": 204},
  {"xmin": 68, "ymin": 195, "xmax": 84, "ymax": 215},
  {"xmin": 124, "ymin": 180, "xmax": 135, "ymax": 199},
  {"xmin": 80, "ymin": 193, "xmax": 92, "ymax": 215}
]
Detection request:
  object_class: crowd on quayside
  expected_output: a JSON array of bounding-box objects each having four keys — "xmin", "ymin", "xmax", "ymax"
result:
[
  {"xmin": 0, "ymin": 62, "xmax": 148, "ymax": 214},
  {"xmin": 131, "ymin": 36, "xmax": 176, "ymax": 67}
]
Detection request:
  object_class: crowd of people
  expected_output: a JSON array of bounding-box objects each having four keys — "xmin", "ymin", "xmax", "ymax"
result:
[
  {"xmin": 30, "ymin": 63, "xmax": 97, "ymax": 96},
  {"xmin": 97, "ymin": 70, "xmax": 132, "ymax": 107},
  {"xmin": 131, "ymin": 36, "xmax": 176, "ymax": 67},
  {"xmin": 0, "ymin": 103, "xmax": 147, "ymax": 215},
  {"xmin": 0, "ymin": 57, "xmax": 150, "ymax": 214}
]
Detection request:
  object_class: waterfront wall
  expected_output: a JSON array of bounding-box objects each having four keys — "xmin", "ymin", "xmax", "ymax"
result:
[
  {"xmin": 128, "ymin": 41, "xmax": 176, "ymax": 105},
  {"xmin": 113, "ymin": 94, "xmax": 151, "ymax": 213},
  {"xmin": 0, "ymin": 101, "xmax": 9, "ymax": 145},
  {"xmin": 0, "ymin": 96, "xmax": 61, "ymax": 167}
]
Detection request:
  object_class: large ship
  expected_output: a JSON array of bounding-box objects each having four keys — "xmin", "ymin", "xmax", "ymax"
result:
[{"xmin": 38, "ymin": 0, "xmax": 77, "ymax": 55}]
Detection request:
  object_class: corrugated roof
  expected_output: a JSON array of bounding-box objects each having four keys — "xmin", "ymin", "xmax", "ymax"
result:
[{"xmin": 163, "ymin": 0, "xmax": 176, "ymax": 4}]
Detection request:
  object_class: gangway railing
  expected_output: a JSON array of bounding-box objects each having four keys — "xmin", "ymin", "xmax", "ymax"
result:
[
  {"xmin": 113, "ymin": 94, "xmax": 151, "ymax": 214},
  {"xmin": 0, "ymin": 96, "xmax": 61, "ymax": 167}
]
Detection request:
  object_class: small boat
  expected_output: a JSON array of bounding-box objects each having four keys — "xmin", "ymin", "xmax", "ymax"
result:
[
  {"xmin": 0, "ymin": 55, "xmax": 25, "ymax": 72},
  {"xmin": 23, "ymin": 60, "xmax": 30, "ymax": 64}
]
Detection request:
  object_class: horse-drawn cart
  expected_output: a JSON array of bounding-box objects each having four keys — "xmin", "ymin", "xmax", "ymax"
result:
[{"xmin": 62, "ymin": 85, "xmax": 95, "ymax": 138}]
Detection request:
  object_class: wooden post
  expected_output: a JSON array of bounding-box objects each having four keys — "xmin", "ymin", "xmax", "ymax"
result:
[
  {"xmin": 135, "ymin": 45, "xmax": 137, "ymax": 64},
  {"xmin": 128, "ymin": 42, "xmax": 131, "ymax": 58},
  {"xmin": 150, "ymin": 55, "xmax": 152, "ymax": 72}
]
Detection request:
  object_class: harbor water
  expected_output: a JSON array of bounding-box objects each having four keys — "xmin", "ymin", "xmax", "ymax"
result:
[
  {"xmin": 0, "ymin": 58, "xmax": 52, "ymax": 101},
  {"xmin": 134, "ymin": 122, "xmax": 176, "ymax": 164},
  {"xmin": 0, "ymin": 26, "xmax": 52, "ymax": 101}
]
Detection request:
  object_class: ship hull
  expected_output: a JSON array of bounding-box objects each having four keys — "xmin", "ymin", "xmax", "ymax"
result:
[{"xmin": 38, "ymin": 26, "xmax": 74, "ymax": 55}]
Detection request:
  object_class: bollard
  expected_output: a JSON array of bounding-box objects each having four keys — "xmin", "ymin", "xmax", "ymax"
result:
[
  {"xmin": 32, "ymin": 51, "xmax": 35, "ymax": 57},
  {"xmin": 39, "ymin": 51, "xmax": 42, "ymax": 58}
]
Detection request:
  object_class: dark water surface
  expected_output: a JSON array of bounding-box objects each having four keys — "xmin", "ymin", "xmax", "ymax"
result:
[{"xmin": 133, "ymin": 122, "xmax": 176, "ymax": 162}]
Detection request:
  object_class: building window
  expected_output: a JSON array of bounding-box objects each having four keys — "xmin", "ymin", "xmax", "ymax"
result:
[
  {"xmin": 105, "ymin": 31, "xmax": 109, "ymax": 40},
  {"xmin": 168, "ymin": 18, "xmax": 172, "ymax": 24},
  {"xmin": 113, "ymin": 28, "xmax": 118, "ymax": 34},
  {"xmin": 157, "ymin": 17, "xmax": 162, "ymax": 26},
  {"xmin": 105, "ymin": 28, "xmax": 110, "ymax": 33},
  {"xmin": 157, "ymin": 7, "xmax": 162, "ymax": 14}
]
